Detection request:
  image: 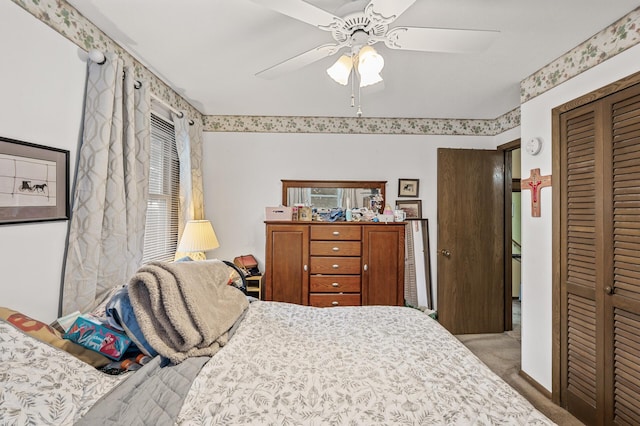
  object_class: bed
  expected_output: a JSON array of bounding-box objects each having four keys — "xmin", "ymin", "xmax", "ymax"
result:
[{"xmin": 0, "ymin": 261, "xmax": 555, "ymax": 425}]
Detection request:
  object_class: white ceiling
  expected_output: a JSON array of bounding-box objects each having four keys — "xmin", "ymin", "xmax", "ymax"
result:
[{"xmin": 66, "ymin": 0, "xmax": 640, "ymax": 119}]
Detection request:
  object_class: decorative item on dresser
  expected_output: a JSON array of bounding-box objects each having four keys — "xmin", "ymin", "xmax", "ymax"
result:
[{"xmin": 265, "ymin": 222, "xmax": 405, "ymax": 307}]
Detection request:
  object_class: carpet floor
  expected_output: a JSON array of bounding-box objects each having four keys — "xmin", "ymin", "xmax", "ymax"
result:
[{"xmin": 455, "ymin": 302, "xmax": 584, "ymax": 425}]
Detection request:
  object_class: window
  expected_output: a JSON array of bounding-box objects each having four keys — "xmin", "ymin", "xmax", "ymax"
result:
[{"xmin": 142, "ymin": 113, "xmax": 179, "ymax": 263}]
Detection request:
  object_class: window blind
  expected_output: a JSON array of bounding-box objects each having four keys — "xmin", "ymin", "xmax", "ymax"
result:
[{"xmin": 142, "ymin": 113, "xmax": 179, "ymax": 263}]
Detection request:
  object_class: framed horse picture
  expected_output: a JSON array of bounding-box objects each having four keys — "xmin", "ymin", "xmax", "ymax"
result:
[{"xmin": 0, "ymin": 136, "xmax": 69, "ymax": 225}]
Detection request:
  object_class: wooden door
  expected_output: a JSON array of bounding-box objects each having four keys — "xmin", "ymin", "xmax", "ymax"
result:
[
  {"xmin": 265, "ymin": 224, "xmax": 309, "ymax": 304},
  {"xmin": 437, "ymin": 148, "xmax": 505, "ymax": 334},
  {"xmin": 558, "ymin": 82, "xmax": 640, "ymax": 425},
  {"xmin": 362, "ymin": 225, "xmax": 405, "ymax": 306},
  {"xmin": 558, "ymin": 102, "xmax": 601, "ymax": 424},
  {"xmin": 603, "ymin": 87, "xmax": 640, "ymax": 425}
]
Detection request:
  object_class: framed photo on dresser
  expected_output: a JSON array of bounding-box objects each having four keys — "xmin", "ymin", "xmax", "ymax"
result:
[{"xmin": 396, "ymin": 199, "xmax": 422, "ymax": 219}]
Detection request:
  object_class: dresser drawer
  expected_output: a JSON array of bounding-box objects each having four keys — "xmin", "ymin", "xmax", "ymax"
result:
[
  {"xmin": 309, "ymin": 293, "xmax": 361, "ymax": 307},
  {"xmin": 310, "ymin": 275, "xmax": 361, "ymax": 293},
  {"xmin": 310, "ymin": 257, "xmax": 361, "ymax": 274},
  {"xmin": 310, "ymin": 241, "xmax": 361, "ymax": 256},
  {"xmin": 310, "ymin": 225, "xmax": 361, "ymax": 241}
]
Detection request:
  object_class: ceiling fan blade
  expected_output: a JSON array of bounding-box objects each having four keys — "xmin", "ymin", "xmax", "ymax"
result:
[
  {"xmin": 251, "ymin": 0, "xmax": 342, "ymax": 30},
  {"xmin": 366, "ymin": 0, "xmax": 416, "ymax": 22},
  {"xmin": 385, "ymin": 26, "xmax": 499, "ymax": 53},
  {"xmin": 256, "ymin": 43, "xmax": 344, "ymax": 79}
]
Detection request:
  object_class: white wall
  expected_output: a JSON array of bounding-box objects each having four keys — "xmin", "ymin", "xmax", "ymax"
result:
[
  {"xmin": 202, "ymin": 131, "xmax": 500, "ymax": 308},
  {"xmin": 0, "ymin": 1, "xmax": 86, "ymax": 322},
  {"xmin": 520, "ymin": 42, "xmax": 640, "ymax": 390}
]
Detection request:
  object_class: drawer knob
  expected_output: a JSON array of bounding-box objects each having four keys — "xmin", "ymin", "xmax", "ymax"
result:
[
  {"xmin": 332, "ymin": 301, "xmax": 339, "ymax": 306},
  {"xmin": 332, "ymin": 282, "xmax": 339, "ymax": 287},
  {"xmin": 332, "ymin": 247, "xmax": 340, "ymax": 251},
  {"xmin": 332, "ymin": 231, "xmax": 340, "ymax": 236},
  {"xmin": 332, "ymin": 264, "xmax": 339, "ymax": 269}
]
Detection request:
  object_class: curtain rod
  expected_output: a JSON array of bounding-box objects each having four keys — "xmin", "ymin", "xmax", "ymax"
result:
[
  {"xmin": 150, "ymin": 93, "xmax": 193, "ymax": 125},
  {"xmin": 151, "ymin": 93, "xmax": 179, "ymax": 116},
  {"xmin": 88, "ymin": 49, "xmax": 193, "ymax": 125}
]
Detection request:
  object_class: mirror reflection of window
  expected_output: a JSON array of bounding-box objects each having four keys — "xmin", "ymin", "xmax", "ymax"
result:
[
  {"xmin": 282, "ymin": 181, "xmax": 387, "ymax": 210},
  {"xmin": 286, "ymin": 187, "xmax": 380, "ymax": 209},
  {"xmin": 311, "ymin": 187, "xmax": 342, "ymax": 209}
]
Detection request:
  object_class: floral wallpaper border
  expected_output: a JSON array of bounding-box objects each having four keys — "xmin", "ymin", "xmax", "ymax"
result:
[
  {"xmin": 521, "ymin": 6, "xmax": 640, "ymax": 103},
  {"xmin": 202, "ymin": 107, "xmax": 520, "ymax": 136},
  {"xmin": 11, "ymin": 1, "xmax": 640, "ymax": 136}
]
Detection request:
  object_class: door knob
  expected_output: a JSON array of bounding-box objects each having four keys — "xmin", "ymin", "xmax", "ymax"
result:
[
  {"xmin": 440, "ymin": 249, "xmax": 451, "ymax": 257},
  {"xmin": 605, "ymin": 286, "xmax": 614, "ymax": 295}
]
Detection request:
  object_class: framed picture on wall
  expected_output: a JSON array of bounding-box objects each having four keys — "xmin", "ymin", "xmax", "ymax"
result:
[
  {"xmin": 398, "ymin": 178, "xmax": 419, "ymax": 197},
  {"xmin": 396, "ymin": 200, "xmax": 422, "ymax": 219},
  {"xmin": 0, "ymin": 136, "xmax": 69, "ymax": 225}
]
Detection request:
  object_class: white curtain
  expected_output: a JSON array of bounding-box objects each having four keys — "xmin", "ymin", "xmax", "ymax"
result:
[
  {"xmin": 174, "ymin": 112, "xmax": 205, "ymax": 245},
  {"xmin": 287, "ymin": 188, "xmax": 308, "ymax": 206},
  {"xmin": 340, "ymin": 188, "xmax": 358, "ymax": 209},
  {"xmin": 61, "ymin": 52, "xmax": 151, "ymax": 315}
]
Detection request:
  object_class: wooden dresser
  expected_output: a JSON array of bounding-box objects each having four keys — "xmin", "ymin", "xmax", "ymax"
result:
[{"xmin": 265, "ymin": 222, "xmax": 405, "ymax": 307}]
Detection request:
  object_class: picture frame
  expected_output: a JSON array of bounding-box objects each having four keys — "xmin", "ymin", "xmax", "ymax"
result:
[
  {"xmin": 396, "ymin": 199, "xmax": 422, "ymax": 219},
  {"xmin": 398, "ymin": 178, "xmax": 419, "ymax": 197},
  {"xmin": 0, "ymin": 136, "xmax": 69, "ymax": 225}
]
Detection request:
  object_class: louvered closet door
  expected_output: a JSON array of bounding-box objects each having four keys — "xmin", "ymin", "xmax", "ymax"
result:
[
  {"xmin": 560, "ymin": 102, "xmax": 601, "ymax": 425},
  {"xmin": 560, "ymin": 82, "xmax": 640, "ymax": 426},
  {"xmin": 603, "ymin": 85, "xmax": 640, "ymax": 426}
]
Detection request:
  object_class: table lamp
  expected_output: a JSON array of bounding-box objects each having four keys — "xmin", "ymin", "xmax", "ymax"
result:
[{"xmin": 176, "ymin": 220, "xmax": 220, "ymax": 260}]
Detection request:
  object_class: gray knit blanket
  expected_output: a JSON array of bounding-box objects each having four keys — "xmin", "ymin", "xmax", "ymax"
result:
[{"xmin": 128, "ymin": 259, "xmax": 249, "ymax": 364}]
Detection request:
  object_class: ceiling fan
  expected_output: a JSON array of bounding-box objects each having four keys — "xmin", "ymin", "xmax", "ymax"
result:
[{"xmin": 251, "ymin": 0, "xmax": 499, "ymax": 84}]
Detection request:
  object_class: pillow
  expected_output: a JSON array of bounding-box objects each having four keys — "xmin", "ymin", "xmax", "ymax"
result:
[{"xmin": 0, "ymin": 307, "xmax": 110, "ymax": 368}]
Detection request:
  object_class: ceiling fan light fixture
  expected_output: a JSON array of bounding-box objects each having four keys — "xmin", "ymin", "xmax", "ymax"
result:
[{"xmin": 327, "ymin": 54, "xmax": 353, "ymax": 85}]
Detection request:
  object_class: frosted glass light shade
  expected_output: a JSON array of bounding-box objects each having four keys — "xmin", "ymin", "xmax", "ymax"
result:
[
  {"xmin": 359, "ymin": 72, "xmax": 383, "ymax": 87},
  {"xmin": 327, "ymin": 54, "xmax": 353, "ymax": 85},
  {"xmin": 357, "ymin": 45, "xmax": 384, "ymax": 87},
  {"xmin": 177, "ymin": 220, "xmax": 220, "ymax": 253}
]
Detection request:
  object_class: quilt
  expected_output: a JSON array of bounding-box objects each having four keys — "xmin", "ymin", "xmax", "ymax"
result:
[
  {"xmin": 0, "ymin": 302, "xmax": 556, "ymax": 425},
  {"xmin": 176, "ymin": 302, "xmax": 555, "ymax": 425}
]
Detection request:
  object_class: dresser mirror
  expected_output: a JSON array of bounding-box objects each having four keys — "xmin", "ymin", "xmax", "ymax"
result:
[{"xmin": 281, "ymin": 180, "xmax": 386, "ymax": 210}]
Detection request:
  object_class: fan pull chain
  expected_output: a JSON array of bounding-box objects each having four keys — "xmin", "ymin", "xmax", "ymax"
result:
[
  {"xmin": 357, "ymin": 78, "xmax": 363, "ymax": 117},
  {"xmin": 350, "ymin": 63, "xmax": 356, "ymax": 108}
]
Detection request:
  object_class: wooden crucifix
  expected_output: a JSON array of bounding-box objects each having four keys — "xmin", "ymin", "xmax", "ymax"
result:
[{"xmin": 521, "ymin": 168, "xmax": 552, "ymax": 217}]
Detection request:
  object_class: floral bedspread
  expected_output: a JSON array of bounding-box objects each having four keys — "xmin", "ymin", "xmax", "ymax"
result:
[
  {"xmin": 177, "ymin": 302, "xmax": 555, "ymax": 425},
  {"xmin": 0, "ymin": 320, "xmax": 126, "ymax": 425}
]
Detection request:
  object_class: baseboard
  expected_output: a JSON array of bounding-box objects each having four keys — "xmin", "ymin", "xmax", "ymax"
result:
[{"xmin": 518, "ymin": 369, "xmax": 552, "ymax": 400}]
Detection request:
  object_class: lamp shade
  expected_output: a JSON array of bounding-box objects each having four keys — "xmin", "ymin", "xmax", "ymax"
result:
[
  {"xmin": 177, "ymin": 220, "xmax": 220, "ymax": 253},
  {"xmin": 327, "ymin": 54, "xmax": 353, "ymax": 85}
]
